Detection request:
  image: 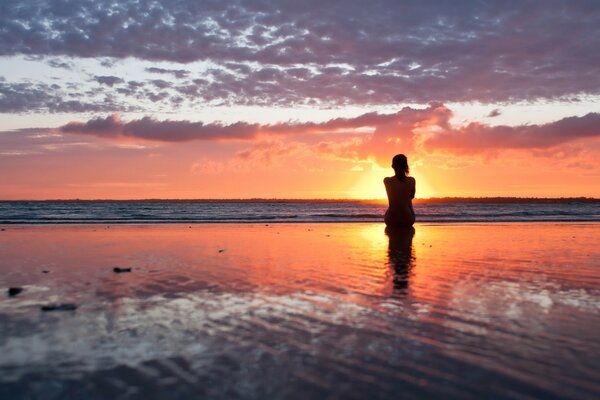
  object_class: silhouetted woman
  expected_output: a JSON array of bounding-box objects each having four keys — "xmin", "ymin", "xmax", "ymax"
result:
[{"xmin": 383, "ymin": 154, "xmax": 416, "ymax": 227}]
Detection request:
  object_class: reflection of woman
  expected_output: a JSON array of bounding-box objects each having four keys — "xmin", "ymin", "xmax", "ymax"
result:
[
  {"xmin": 386, "ymin": 226, "xmax": 415, "ymax": 292},
  {"xmin": 383, "ymin": 154, "xmax": 416, "ymax": 227}
]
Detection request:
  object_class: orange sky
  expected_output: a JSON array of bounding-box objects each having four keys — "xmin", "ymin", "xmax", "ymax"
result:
[
  {"xmin": 1, "ymin": 106, "xmax": 598, "ymax": 199},
  {"xmin": 1, "ymin": 2, "xmax": 600, "ymax": 199}
]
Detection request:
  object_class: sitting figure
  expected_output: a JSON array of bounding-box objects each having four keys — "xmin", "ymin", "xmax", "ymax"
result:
[{"xmin": 383, "ymin": 154, "xmax": 416, "ymax": 227}]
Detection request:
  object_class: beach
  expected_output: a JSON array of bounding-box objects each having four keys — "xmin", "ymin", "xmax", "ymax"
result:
[{"xmin": 1, "ymin": 222, "xmax": 599, "ymax": 399}]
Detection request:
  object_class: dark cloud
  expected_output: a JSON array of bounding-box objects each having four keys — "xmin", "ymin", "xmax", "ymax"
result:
[
  {"xmin": 0, "ymin": 80, "xmax": 134, "ymax": 113},
  {"xmin": 145, "ymin": 91, "xmax": 170, "ymax": 103},
  {"xmin": 0, "ymin": 1, "xmax": 598, "ymax": 104},
  {"xmin": 145, "ymin": 67, "xmax": 189, "ymax": 79},
  {"xmin": 148, "ymin": 79, "xmax": 171, "ymax": 89},
  {"xmin": 99, "ymin": 58, "xmax": 118, "ymax": 67},
  {"xmin": 59, "ymin": 114, "xmax": 260, "ymax": 142},
  {"xmin": 94, "ymin": 76, "xmax": 124, "ymax": 87},
  {"xmin": 47, "ymin": 58, "xmax": 73, "ymax": 69},
  {"xmin": 488, "ymin": 109, "xmax": 501, "ymax": 118}
]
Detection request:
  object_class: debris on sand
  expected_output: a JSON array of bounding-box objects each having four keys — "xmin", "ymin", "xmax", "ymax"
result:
[
  {"xmin": 8, "ymin": 287, "xmax": 23, "ymax": 297},
  {"xmin": 113, "ymin": 267, "xmax": 132, "ymax": 273},
  {"xmin": 41, "ymin": 303, "xmax": 77, "ymax": 311}
]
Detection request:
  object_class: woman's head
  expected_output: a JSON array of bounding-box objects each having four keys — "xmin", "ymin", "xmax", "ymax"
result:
[{"xmin": 392, "ymin": 154, "xmax": 409, "ymax": 177}]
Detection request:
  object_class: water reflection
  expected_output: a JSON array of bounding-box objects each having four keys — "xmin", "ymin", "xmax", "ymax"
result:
[
  {"xmin": 385, "ymin": 226, "xmax": 415, "ymax": 294},
  {"xmin": 1, "ymin": 224, "xmax": 599, "ymax": 399}
]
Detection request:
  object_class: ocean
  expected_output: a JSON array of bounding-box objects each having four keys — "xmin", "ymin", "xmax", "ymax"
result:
[{"xmin": 0, "ymin": 200, "xmax": 598, "ymax": 224}]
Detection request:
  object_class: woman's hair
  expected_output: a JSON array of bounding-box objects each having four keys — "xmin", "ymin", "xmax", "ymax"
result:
[{"xmin": 392, "ymin": 154, "xmax": 409, "ymax": 179}]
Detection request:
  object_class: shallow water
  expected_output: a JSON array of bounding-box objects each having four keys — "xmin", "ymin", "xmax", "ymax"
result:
[{"xmin": 0, "ymin": 223, "xmax": 599, "ymax": 399}]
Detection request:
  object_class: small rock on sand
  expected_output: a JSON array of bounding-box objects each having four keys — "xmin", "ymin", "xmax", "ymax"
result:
[
  {"xmin": 218, "ymin": 249, "xmax": 225, "ymax": 253},
  {"xmin": 113, "ymin": 267, "xmax": 132, "ymax": 273},
  {"xmin": 8, "ymin": 287, "xmax": 23, "ymax": 297},
  {"xmin": 41, "ymin": 303, "xmax": 77, "ymax": 312}
]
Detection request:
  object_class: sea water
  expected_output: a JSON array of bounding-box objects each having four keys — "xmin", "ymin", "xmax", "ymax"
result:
[{"xmin": 0, "ymin": 200, "xmax": 598, "ymax": 223}]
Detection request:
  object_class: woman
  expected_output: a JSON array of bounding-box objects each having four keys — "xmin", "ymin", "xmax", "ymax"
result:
[{"xmin": 383, "ymin": 154, "xmax": 416, "ymax": 227}]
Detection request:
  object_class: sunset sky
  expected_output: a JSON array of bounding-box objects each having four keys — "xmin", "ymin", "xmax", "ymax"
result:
[{"xmin": 1, "ymin": 1, "xmax": 599, "ymax": 199}]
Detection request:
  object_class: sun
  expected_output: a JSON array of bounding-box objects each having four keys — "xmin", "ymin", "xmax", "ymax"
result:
[{"xmin": 349, "ymin": 167, "xmax": 435, "ymax": 200}]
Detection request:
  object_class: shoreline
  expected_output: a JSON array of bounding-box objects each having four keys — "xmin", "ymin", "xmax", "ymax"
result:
[{"xmin": 2, "ymin": 220, "xmax": 600, "ymax": 227}]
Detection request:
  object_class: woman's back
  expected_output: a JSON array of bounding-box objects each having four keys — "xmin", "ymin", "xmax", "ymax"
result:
[{"xmin": 384, "ymin": 175, "xmax": 416, "ymax": 227}]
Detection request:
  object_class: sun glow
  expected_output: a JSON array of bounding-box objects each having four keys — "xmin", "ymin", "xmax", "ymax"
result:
[
  {"xmin": 410, "ymin": 170, "xmax": 435, "ymax": 199},
  {"xmin": 349, "ymin": 166, "xmax": 436, "ymax": 200},
  {"xmin": 348, "ymin": 168, "xmax": 387, "ymax": 200}
]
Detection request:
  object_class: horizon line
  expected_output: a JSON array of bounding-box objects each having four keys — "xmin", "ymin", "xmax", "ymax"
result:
[{"xmin": 0, "ymin": 196, "xmax": 598, "ymax": 203}]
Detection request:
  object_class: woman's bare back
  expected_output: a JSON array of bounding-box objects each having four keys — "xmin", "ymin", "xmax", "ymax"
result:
[{"xmin": 384, "ymin": 176, "xmax": 416, "ymax": 227}]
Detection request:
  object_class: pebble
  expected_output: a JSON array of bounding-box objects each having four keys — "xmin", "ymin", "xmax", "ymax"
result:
[
  {"xmin": 8, "ymin": 287, "xmax": 23, "ymax": 297},
  {"xmin": 113, "ymin": 267, "xmax": 132, "ymax": 273},
  {"xmin": 41, "ymin": 303, "xmax": 77, "ymax": 312}
]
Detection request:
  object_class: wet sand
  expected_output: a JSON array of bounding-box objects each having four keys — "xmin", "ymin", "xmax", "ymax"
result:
[{"xmin": 1, "ymin": 223, "xmax": 599, "ymax": 399}]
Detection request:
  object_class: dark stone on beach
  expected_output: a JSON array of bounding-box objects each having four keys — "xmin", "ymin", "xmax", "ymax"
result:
[
  {"xmin": 1, "ymin": 228, "xmax": 5, "ymax": 231},
  {"xmin": 42, "ymin": 270, "xmax": 49, "ymax": 273},
  {"xmin": 218, "ymin": 249, "xmax": 225, "ymax": 253},
  {"xmin": 41, "ymin": 303, "xmax": 77, "ymax": 312},
  {"xmin": 8, "ymin": 287, "xmax": 23, "ymax": 296},
  {"xmin": 113, "ymin": 267, "xmax": 132, "ymax": 273}
]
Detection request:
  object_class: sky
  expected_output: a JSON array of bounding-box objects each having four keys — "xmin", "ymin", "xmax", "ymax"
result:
[{"xmin": 1, "ymin": 0, "xmax": 599, "ymax": 200}]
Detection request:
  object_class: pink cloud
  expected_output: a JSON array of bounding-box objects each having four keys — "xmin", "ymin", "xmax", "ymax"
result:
[
  {"xmin": 60, "ymin": 114, "xmax": 260, "ymax": 142},
  {"xmin": 58, "ymin": 104, "xmax": 450, "ymax": 144},
  {"xmin": 424, "ymin": 112, "xmax": 600, "ymax": 154},
  {"xmin": 56, "ymin": 107, "xmax": 600, "ymax": 167}
]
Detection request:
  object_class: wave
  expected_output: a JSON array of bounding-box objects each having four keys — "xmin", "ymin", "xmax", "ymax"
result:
[{"xmin": 0, "ymin": 201, "xmax": 598, "ymax": 224}]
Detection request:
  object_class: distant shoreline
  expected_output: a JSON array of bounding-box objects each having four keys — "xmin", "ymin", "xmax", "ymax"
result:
[{"xmin": 0, "ymin": 197, "xmax": 598, "ymax": 204}]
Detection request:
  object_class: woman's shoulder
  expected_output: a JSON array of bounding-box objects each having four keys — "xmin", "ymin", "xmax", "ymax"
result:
[{"xmin": 384, "ymin": 176, "xmax": 415, "ymax": 185}]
